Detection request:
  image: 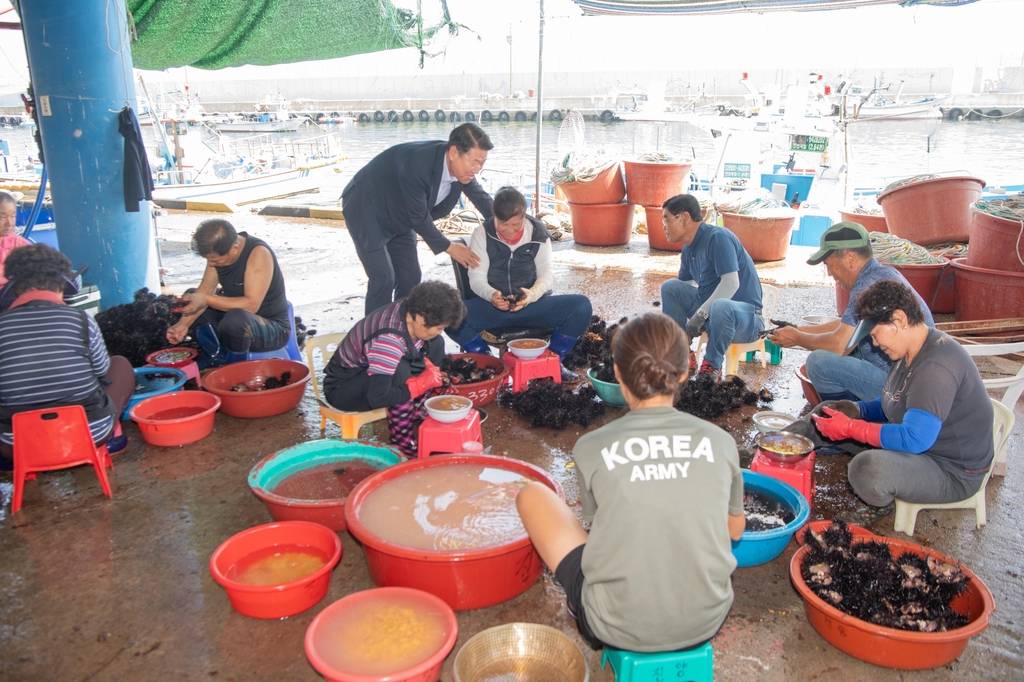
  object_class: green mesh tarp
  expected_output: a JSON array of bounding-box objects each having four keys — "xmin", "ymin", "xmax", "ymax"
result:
[
  {"xmin": 571, "ymin": 0, "xmax": 975, "ymax": 15},
  {"xmin": 127, "ymin": 0, "xmax": 460, "ymax": 70}
]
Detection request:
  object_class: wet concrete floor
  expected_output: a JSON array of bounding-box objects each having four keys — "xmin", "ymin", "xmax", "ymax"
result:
[{"xmin": 1, "ymin": 213, "xmax": 1021, "ymax": 681}]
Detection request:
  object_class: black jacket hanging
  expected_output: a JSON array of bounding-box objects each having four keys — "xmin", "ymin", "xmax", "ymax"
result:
[{"xmin": 118, "ymin": 106, "xmax": 153, "ymax": 212}]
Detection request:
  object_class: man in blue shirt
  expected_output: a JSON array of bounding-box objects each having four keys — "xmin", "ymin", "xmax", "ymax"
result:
[
  {"xmin": 660, "ymin": 194, "xmax": 764, "ymax": 381},
  {"xmin": 770, "ymin": 221, "xmax": 935, "ymax": 401}
]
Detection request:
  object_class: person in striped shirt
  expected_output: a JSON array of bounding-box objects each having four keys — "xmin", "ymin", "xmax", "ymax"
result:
[
  {"xmin": 0, "ymin": 245, "xmax": 134, "ymax": 468},
  {"xmin": 323, "ymin": 281, "xmax": 465, "ymax": 456}
]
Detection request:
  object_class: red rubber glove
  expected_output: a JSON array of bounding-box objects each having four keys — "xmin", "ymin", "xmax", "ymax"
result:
[
  {"xmin": 812, "ymin": 406, "xmax": 883, "ymax": 447},
  {"xmin": 405, "ymin": 358, "xmax": 442, "ymax": 399}
]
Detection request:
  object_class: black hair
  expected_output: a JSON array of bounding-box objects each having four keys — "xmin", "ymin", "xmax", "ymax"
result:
[
  {"xmin": 493, "ymin": 186, "xmax": 527, "ymax": 221},
  {"xmin": 0, "ymin": 190, "xmax": 17, "ymax": 207},
  {"xmin": 191, "ymin": 219, "xmax": 238, "ymax": 257},
  {"xmin": 855, "ymin": 279, "xmax": 925, "ymax": 326},
  {"xmin": 612, "ymin": 312, "xmax": 687, "ymax": 400},
  {"xmin": 447, "ymin": 122, "xmax": 494, "ymax": 154},
  {"xmin": 662, "ymin": 194, "xmax": 703, "ymax": 222},
  {"xmin": 4, "ymin": 243, "xmax": 72, "ymax": 296},
  {"xmin": 406, "ymin": 281, "xmax": 466, "ymax": 328}
]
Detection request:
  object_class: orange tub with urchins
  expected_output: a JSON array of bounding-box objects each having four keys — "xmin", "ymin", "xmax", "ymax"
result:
[{"xmin": 203, "ymin": 359, "xmax": 310, "ymax": 418}]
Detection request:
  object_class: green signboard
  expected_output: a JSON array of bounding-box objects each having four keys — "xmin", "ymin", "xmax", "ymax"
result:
[
  {"xmin": 790, "ymin": 135, "xmax": 828, "ymax": 153},
  {"xmin": 723, "ymin": 163, "xmax": 751, "ymax": 179}
]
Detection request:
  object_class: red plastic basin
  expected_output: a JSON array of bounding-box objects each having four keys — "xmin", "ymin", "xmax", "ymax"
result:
[
  {"xmin": 644, "ymin": 205, "xmax": 682, "ymax": 252},
  {"xmin": 344, "ymin": 454, "xmax": 564, "ymax": 611},
  {"xmin": 967, "ymin": 206, "xmax": 1024, "ymax": 273},
  {"xmin": 556, "ymin": 162, "xmax": 625, "ymax": 205},
  {"xmin": 248, "ymin": 439, "xmax": 403, "ymax": 532},
  {"xmin": 622, "ymin": 159, "xmax": 693, "ymax": 207},
  {"xmin": 446, "ymin": 353, "xmax": 509, "ymax": 407},
  {"xmin": 203, "ymin": 359, "xmax": 310, "ymax": 418},
  {"xmin": 790, "ymin": 535, "xmax": 994, "ymax": 669},
  {"xmin": 209, "ymin": 521, "xmax": 342, "ymax": 619},
  {"xmin": 569, "ymin": 202, "xmax": 634, "ymax": 246},
  {"xmin": 950, "ymin": 257, "xmax": 1024, "ymax": 321},
  {"xmin": 305, "ymin": 587, "xmax": 458, "ymax": 682},
  {"xmin": 720, "ymin": 212, "xmax": 796, "ymax": 262},
  {"xmin": 838, "ymin": 210, "xmax": 888, "ymax": 234},
  {"xmin": 877, "ymin": 176, "xmax": 985, "ymax": 245},
  {"xmin": 130, "ymin": 390, "xmax": 221, "ymax": 446}
]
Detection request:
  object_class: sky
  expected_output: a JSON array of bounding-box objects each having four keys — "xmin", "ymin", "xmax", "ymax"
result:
[{"xmin": 0, "ymin": 0, "xmax": 1021, "ymax": 94}]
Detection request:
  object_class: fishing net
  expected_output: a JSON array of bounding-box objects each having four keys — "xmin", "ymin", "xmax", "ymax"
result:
[
  {"xmin": 714, "ymin": 188, "xmax": 793, "ymax": 217},
  {"xmin": 869, "ymin": 232, "xmax": 946, "ymax": 265},
  {"xmin": 557, "ymin": 109, "xmax": 586, "ymax": 157},
  {"xmin": 127, "ymin": 0, "xmax": 466, "ymax": 70},
  {"xmin": 974, "ymin": 192, "xmax": 1024, "ymax": 221},
  {"xmin": 550, "ymin": 150, "xmax": 617, "ymax": 185},
  {"xmin": 882, "ymin": 174, "xmax": 939, "ymax": 194}
]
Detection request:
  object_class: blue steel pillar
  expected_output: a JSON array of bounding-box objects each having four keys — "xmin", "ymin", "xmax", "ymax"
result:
[{"xmin": 20, "ymin": 0, "xmax": 157, "ymax": 308}]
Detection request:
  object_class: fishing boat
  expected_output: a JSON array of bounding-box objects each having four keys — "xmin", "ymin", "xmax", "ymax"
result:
[
  {"xmin": 216, "ymin": 114, "xmax": 306, "ymax": 133},
  {"xmin": 844, "ymin": 80, "xmax": 952, "ymax": 120}
]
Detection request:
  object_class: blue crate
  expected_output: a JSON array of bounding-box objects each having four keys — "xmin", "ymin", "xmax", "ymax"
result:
[
  {"xmin": 790, "ymin": 215, "xmax": 833, "ymax": 247},
  {"xmin": 760, "ymin": 172, "xmax": 814, "ymax": 204}
]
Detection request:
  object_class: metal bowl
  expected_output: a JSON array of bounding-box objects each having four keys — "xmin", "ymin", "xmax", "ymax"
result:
[
  {"xmin": 453, "ymin": 623, "xmax": 589, "ymax": 682},
  {"xmin": 755, "ymin": 431, "xmax": 815, "ymax": 464}
]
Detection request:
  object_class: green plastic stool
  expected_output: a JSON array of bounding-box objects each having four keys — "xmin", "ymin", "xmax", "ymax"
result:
[
  {"xmin": 601, "ymin": 642, "xmax": 714, "ymax": 682},
  {"xmin": 745, "ymin": 338, "xmax": 784, "ymax": 366}
]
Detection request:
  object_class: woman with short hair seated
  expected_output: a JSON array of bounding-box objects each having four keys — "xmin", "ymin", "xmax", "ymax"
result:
[
  {"xmin": 0, "ymin": 244, "xmax": 133, "ymax": 468},
  {"xmin": 789, "ymin": 279, "xmax": 994, "ymax": 527},
  {"xmin": 323, "ymin": 281, "xmax": 466, "ymax": 457},
  {"xmin": 516, "ymin": 312, "xmax": 745, "ymax": 652}
]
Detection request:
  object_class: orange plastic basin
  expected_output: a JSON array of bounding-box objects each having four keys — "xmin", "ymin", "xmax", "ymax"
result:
[
  {"xmin": 130, "ymin": 390, "xmax": 221, "ymax": 446},
  {"xmin": 556, "ymin": 162, "xmax": 625, "ymax": 205},
  {"xmin": 203, "ymin": 359, "xmax": 310, "ymax": 418}
]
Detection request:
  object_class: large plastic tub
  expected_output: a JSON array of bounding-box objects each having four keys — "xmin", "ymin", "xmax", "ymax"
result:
[
  {"xmin": 838, "ymin": 210, "xmax": 888, "ymax": 234},
  {"xmin": 892, "ymin": 261, "xmax": 946, "ymax": 313},
  {"xmin": 623, "ymin": 159, "xmax": 693, "ymax": 207},
  {"xmin": 569, "ymin": 202, "xmax": 634, "ymax": 246},
  {"xmin": 790, "ymin": 536, "xmax": 994, "ymax": 669},
  {"xmin": 950, "ymin": 257, "xmax": 1024, "ymax": 321},
  {"xmin": 556, "ymin": 162, "xmax": 625, "ymax": 205},
  {"xmin": 876, "ymin": 176, "xmax": 985, "ymax": 245},
  {"xmin": 203, "ymin": 359, "xmax": 310, "ymax": 418},
  {"xmin": 720, "ymin": 212, "xmax": 796, "ymax": 262},
  {"xmin": 345, "ymin": 454, "xmax": 564, "ymax": 610},
  {"xmin": 446, "ymin": 353, "xmax": 508, "ymax": 407},
  {"xmin": 732, "ymin": 470, "xmax": 810, "ymax": 567},
  {"xmin": 249, "ymin": 439, "xmax": 403, "ymax": 531},
  {"xmin": 966, "ymin": 206, "xmax": 1024, "ymax": 273},
  {"xmin": 209, "ymin": 521, "xmax": 342, "ymax": 619},
  {"xmin": 130, "ymin": 391, "xmax": 221, "ymax": 446},
  {"xmin": 643, "ymin": 205, "xmax": 682, "ymax": 252}
]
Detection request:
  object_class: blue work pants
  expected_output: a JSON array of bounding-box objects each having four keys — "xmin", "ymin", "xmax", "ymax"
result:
[{"xmin": 660, "ymin": 279, "xmax": 763, "ymax": 370}]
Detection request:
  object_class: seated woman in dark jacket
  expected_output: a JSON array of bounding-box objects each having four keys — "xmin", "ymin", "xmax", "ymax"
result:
[
  {"xmin": 323, "ymin": 281, "xmax": 466, "ymax": 456},
  {"xmin": 0, "ymin": 244, "xmax": 133, "ymax": 467}
]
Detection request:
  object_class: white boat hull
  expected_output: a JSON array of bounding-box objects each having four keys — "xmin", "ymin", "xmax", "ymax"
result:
[
  {"xmin": 853, "ymin": 95, "xmax": 952, "ymax": 120},
  {"xmin": 217, "ymin": 119, "xmax": 304, "ymax": 133}
]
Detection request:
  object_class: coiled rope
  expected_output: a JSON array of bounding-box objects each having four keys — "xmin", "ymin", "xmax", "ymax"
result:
[{"xmin": 974, "ymin": 192, "xmax": 1024, "ymax": 268}]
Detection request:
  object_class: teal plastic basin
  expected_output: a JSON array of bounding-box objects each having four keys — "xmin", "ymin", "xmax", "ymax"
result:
[{"xmin": 587, "ymin": 367, "xmax": 628, "ymax": 407}]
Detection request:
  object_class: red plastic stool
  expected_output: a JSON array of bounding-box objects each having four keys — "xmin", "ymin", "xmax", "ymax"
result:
[
  {"xmin": 504, "ymin": 351, "xmax": 562, "ymax": 392},
  {"xmin": 417, "ymin": 410, "xmax": 483, "ymax": 458},
  {"xmin": 145, "ymin": 348, "xmax": 203, "ymax": 389},
  {"xmin": 750, "ymin": 449, "xmax": 816, "ymax": 509}
]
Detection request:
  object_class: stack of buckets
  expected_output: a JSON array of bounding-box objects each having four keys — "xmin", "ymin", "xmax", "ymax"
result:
[
  {"xmin": 872, "ymin": 175, "xmax": 1024, "ymax": 320},
  {"xmin": 557, "ymin": 159, "xmax": 693, "ymax": 250}
]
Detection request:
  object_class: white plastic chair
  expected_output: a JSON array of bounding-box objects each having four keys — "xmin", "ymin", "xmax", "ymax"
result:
[
  {"xmin": 892, "ymin": 399, "xmax": 1014, "ymax": 537},
  {"xmin": 961, "ymin": 340, "xmax": 1024, "ymax": 476},
  {"xmin": 304, "ymin": 332, "xmax": 387, "ymax": 438},
  {"xmin": 695, "ymin": 283, "xmax": 780, "ymax": 376}
]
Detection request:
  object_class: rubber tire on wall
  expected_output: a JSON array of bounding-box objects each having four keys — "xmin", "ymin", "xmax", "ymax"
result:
[
  {"xmin": 387, "ymin": 110, "xmax": 399, "ymax": 122},
  {"xmin": 373, "ymin": 110, "xmax": 385, "ymax": 122},
  {"xmin": 947, "ymin": 108, "xmax": 963, "ymax": 120},
  {"xmin": 600, "ymin": 109, "xmax": 614, "ymax": 122},
  {"xmin": 967, "ymin": 109, "xmax": 982, "ymax": 121},
  {"xmin": 531, "ymin": 112, "xmax": 538, "ymax": 121},
  {"xmin": 498, "ymin": 111, "xmax": 510, "ymax": 122},
  {"xmin": 449, "ymin": 111, "xmax": 462, "ymax": 122},
  {"xmin": 549, "ymin": 109, "xmax": 562, "ymax": 121},
  {"xmin": 465, "ymin": 111, "xmax": 477, "ymax": 122},
  {"xmin": 480, "ymin": 110, "xmax": 493, "ymax": 122},
  {"xmin": 402, "ymin": 110, "xmax": 415, "ymax": 122},
  {"xmin": 988, "ymin": 110, "xmax": 1002, "ymax": 117},
  {"xmin": 435, "ymin": 109, "xmax": 446, "ymax": 121},
  {"xmin": 314, "ymin": 112, "xmax": 325, "ymax": 122},
  {"xmin": 358, "ymin": 112, "xmax": 370, "ymax": 123},
  {"xmin": 329, "ymin": 111, "xmax": 340, "ymax": 119},
  {"xmin": 514, "ymin": 111, "xmax": 527, "ymax": 122},
  {"xmin": 419, "ymin": 110, "xmax": 430, "ymax": 122}
]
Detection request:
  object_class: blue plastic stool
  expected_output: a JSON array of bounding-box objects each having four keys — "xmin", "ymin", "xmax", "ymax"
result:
[
  {"xmin": 601, "ymin": 642, "xmax": 714, "ymax": 682},
  {"xmin": 226, "ymin": 301, "xmax": 302, "ymax": 364}
]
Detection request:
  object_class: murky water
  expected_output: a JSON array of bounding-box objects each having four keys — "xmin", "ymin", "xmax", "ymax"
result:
[
  {"xmin": 226, "ymin": 545, "xmax": 327, "ymax": 586},
  {"xmin": 309, "ymin": 592, "xmax": 450, "ymax": 676},
  {"xmin": 271, "ymin": 460, "xmax": 379, "ymax": 500},
  {"xmin": 744, "ymin": 490, "xmax": 796, "ymax": 532},
  {"xmin": 356, "ymin": 463, "xmax": 533, "ymax": 551}
]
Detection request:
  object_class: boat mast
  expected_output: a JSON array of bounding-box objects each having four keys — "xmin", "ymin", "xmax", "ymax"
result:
[{"xmin": 534, "ymin": 0, "xmax": 544, "ymax": 213}]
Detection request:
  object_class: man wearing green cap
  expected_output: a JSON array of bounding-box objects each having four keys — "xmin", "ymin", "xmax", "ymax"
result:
[{"xmin": 770, "ymin": 221, "xmax": 934, "ymax": 402}]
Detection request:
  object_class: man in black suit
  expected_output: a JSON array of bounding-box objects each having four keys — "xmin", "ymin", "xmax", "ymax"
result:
[{"xmin": 343, "ymin": 123, "xmax": 495, "ymax": 314}]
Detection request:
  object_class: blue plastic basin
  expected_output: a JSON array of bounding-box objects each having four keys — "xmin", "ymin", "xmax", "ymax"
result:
[
  {"xmin": 123, "ymin": 367, "xmax": 188, "ymax": 419},
  {"xmin": 586, "ymin": 367, "xmax": 628, "ymax": 407},
  {"xmin": 248, "ymin": 438, "xmax": 403, "ymax": 531},
  {"xmin": 732, "ymin": 470, "xmax": 810, "ymax": 568}
]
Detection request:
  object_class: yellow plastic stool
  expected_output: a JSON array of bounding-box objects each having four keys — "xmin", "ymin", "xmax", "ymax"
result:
[{"xmin": 304, "ymin": 332, "xmax": 386, "ymax": 438}]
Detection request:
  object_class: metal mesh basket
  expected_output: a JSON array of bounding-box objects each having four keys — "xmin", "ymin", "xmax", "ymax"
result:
[{"xmin": 453, "ymin": 623, "xmax": 589, "ymax": 682}]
